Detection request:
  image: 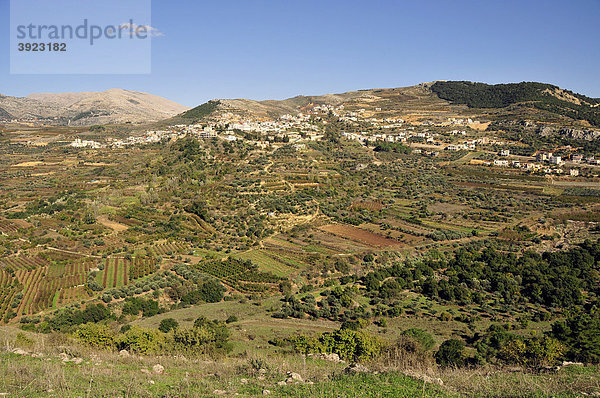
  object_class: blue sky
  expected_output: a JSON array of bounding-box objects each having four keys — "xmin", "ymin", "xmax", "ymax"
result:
[{"xmin": 1, "ymin": 0, "xmax": 599, "ymax": 107}]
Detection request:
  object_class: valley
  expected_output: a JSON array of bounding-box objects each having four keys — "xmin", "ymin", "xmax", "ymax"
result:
[{"xmin": 1, "ymin": 81, "xmax": 600, "ymax": 397}]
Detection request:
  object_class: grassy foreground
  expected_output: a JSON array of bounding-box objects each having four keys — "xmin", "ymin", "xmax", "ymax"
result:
[
  {"xmin": 0, "ymin": 326, "xmax": 599, "ymax": 398},
  {"xmin": 0, "ymin": 350, "xmax": 452, "ymax": 397}
]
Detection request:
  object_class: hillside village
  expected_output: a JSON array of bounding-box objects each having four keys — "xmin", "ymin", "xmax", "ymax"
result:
[{"xmin": 65, "ymin": 101, "xmax": 600, "ymax": 178}]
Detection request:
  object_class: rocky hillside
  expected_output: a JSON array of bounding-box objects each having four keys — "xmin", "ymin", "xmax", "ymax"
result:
[
  {"xmin": 174, "ymin": 81, "xmax": 600, "ymax": 131},
  {"xmin": 0, "ymin": 89, "xmax": 188, "ymax": 126},
  {"xmin": 172, "ymin": 83, "xmax": 456, "ymax": 124}
]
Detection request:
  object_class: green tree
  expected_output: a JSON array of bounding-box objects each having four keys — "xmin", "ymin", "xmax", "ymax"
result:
[
  {"xmin": 158, "ymin": 318, "xmax": 179, "ymax": 333},
  {"xmin": 435, "ymin": 339, "xmax": 465, "ymax": 368}
]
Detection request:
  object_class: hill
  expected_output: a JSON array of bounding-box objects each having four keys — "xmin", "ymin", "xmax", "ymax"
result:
[
  {"xmin": 0, "ymin": 89, "xmax": 189, "ymax": 126},
  {"xmin": 430, "ymin": 81, "xmax": 600, "ymax": 127},
  {"xmin": 170, "ymin": 81, "xmax": 600, "ymax": 130}
]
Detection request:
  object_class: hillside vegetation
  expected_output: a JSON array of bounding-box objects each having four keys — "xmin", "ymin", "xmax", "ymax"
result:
[{"xmin": 431, "ymin": 81, "xmax": 600, "ymax": 126}]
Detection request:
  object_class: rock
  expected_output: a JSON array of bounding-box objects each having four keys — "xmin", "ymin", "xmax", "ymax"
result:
[
  {"xmin": 119, "ymin": 349, "xmax": 130, "ymax": 358},
  {"xmin": 240, "ymin": 378, "xmax": 248, "ymax": 384},
  {"xmin": 311, "ymin": 352, "xmax": 343, "ymax": 363},
  {"xmin": 152, "ymin": 364, "xmax": 165, "ymax": 375},
  {"xmin": 262, "ymin": 390, "xmax": 271, "ymax": 395},
  {"xmin": 31, "ymin": 353, "xmax": 44, "ymax": 358},
  {"xmin": 562, "ymin": 361, "xmax": 584, "ymax": 367},
  {"xmin": 212, "ymin": 390, "xmax": 227, "ymax": 395},
  {"xmin": 344, "ymin": 364, "xmax": 369, "ymax": 374},
  {"xmin": 323, "ymin": 353, "xmax": 341, "ymax": 362},
  {"xmin": 141, "ymin": 369, "xmax": 151, "ymax": 375},
  {"xmin": 422, "ymin": 375, "xmax": 443, "ymax": 386},
  {"xmin": 277, "ymin": 381, "xmax": 287, "ymax": 386},
  {"xmin": 148, "ymin": 380, "xmax": 155, "ymax": 385},
  {"xmin": 58, "ymin": 352, "xmax": 69, "ymax": 362},
  {"xmin": 286, "ymin": 372, "xmax": 303, "ymax": 382},
  {"xmin": 12, "ymin": 348, "xmax": 28, "ymax": 356},
  {"xmin": 71, "ymin": 357, "xmax": 84, "ymax": 365}
]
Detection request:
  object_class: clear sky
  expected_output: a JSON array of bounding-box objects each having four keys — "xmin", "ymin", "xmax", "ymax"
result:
[{"xmin": 1, "ymin": 0, "xmax": 599, "ymax": 107}]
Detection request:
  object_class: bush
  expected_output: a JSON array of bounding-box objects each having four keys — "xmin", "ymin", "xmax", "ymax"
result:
[
  {"xmin": 401, "ymin": 328, "xmax": 435, "ymax": 351},
  {"xmin": 173, "ymin": 318, "xmax": 231, "ymax": 355},
  {"xmin": 379, "ymin": 335, "xmax": 436, "ymax": 370},
  {"xmin": 552, "ymin": 305, "xmax": 600, "ymax": 363},
  {"xmin": 117, "ymin": 326, "xmax": 166, "ymax": 354},
  {"xmin": 288, "ymin": 328, "xmax": 382, "ymax": 363},
  {"xmin": 159, "ymin": 318, "xmax": 179, "ymax": 333},
  {"xmin": 498, "ymin": 335, "xmax": 565, "ymax": 367},
  {"xmin": 74, "ymin": 323, "xmax": 115, "ymax": 349},
  {"xmin": 435, "ymin": 339, "xmax": 465, "ymax": 368}
]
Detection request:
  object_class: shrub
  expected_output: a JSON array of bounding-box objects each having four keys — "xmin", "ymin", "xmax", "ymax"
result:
[
  {"xmin": 498, "ymin": 336, "xmax": 565, "ymax": 367},
  {"xmin": 15, "ymin": 332, "xmax": 34, "ymax": 349},
  {"xmin": 159, "ymin": 318, "xmax": 179, "ymax": 333},
  {"xmin": 117, "ymin": 326, "xmax": 166, "ymax": 354},
  {"xmin": 74, "ymin": 323, "xmax": 115, "ymax": 349},
  {"xmin": 552, "ymin": 305, "xmax": 600, "ymax": 363},
  {"xmin": 435, "ymin": 339, "xmax": 465, "ymax": 368},
  {"xmin": 198, "ymin": 279, "xmax": 225, "ymax": 303},
  {"xmin": 173, "ymin": 319, "xmax": 231, "ymax": 355},
  {"xmin": 379, "ymin": 335, "xmax": 436, "ymax": 371},
  {"xmin": 288, "ymin": 328, "xmax": 382, "ymax": 363},
  {"xmin": 401, "ymin": 328, "xmax": 435, "ymax": 351}
]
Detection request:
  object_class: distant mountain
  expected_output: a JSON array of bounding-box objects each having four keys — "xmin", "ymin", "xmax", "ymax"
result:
[{"xmin": 0, "ymin": 89, "xmax": 189, "ymax": 126}]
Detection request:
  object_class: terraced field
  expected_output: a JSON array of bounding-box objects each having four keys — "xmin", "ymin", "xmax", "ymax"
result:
[
  {"xmin": 146, "ymin": 241, "xmax": 189, "ymax": 257},
  {"xmin": 195, "ymin": 257, "xmax": 284, "ymax": 294},
  {"xmin": 236, "ymin": 249, "xmax": 297, "ymax": 277},
  {"xmin": 0, "ymin": 256, "xmax": 52, "ymax": 271},
  {"xmin": 96, "ymin": 257, "xmax": 157, "ymax": 288}
]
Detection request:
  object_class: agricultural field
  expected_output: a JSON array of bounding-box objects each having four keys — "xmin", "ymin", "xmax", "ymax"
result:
[
  {"xmin": 95, "ymin": 256, "xmax": 157, "ymax": 289},
  {"xmin": 0, "ymin": 101, "xmax": 600, "ymax": 397}
]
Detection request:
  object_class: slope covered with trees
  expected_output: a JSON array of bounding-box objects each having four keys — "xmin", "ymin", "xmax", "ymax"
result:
[{"xmin": 431, "ymin": 81, "xmax": 600, "ymax": 126}]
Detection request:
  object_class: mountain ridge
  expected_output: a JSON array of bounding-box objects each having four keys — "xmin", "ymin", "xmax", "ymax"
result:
[
  {"xmin": 173, "ymin": 81, "xmax": 600, "ymax": 128},
  {"xmin": 0, "ymin": 88, "xmax": 189, "ymax": 126}
]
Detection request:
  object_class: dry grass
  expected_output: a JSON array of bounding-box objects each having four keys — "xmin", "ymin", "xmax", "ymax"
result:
[{"xmin": 0, "ymin": 328, "xmax": 598, "ymax": 397}]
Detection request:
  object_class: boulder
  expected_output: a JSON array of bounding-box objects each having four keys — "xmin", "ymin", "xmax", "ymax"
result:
[
  {"xmin": 562, "ymin": 361, "xmax": 584, "ymax": 367},
  {"xmin": 286, "ymin": 372, "xmax": 303, "ymax": 382},
  {"xmin": 119, "ymin": 349, "xmax": 130, "ymax": 358},
  {"xmin": 71, "ymin": 357, "xmax": 84, "ymax": 365},
  {"xmin": 344, "ymin": 364, "xmax": 369, "ymax": 374},
  {"xmin": 152, "ymin": 364, "xmax": 165, "ymax": 374}
]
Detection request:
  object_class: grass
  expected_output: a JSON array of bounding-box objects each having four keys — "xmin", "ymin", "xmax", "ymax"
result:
[
  {"xmin": 0, "ymin": 328, "xmax": 598, "ymax": 398},
  {"xmin": 236, "ymin": 250, "xmax": 296, "ymax": 277},
  {"xmin": 0, "ymin": 350, "xmax": 453, "ymax": 398}
]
